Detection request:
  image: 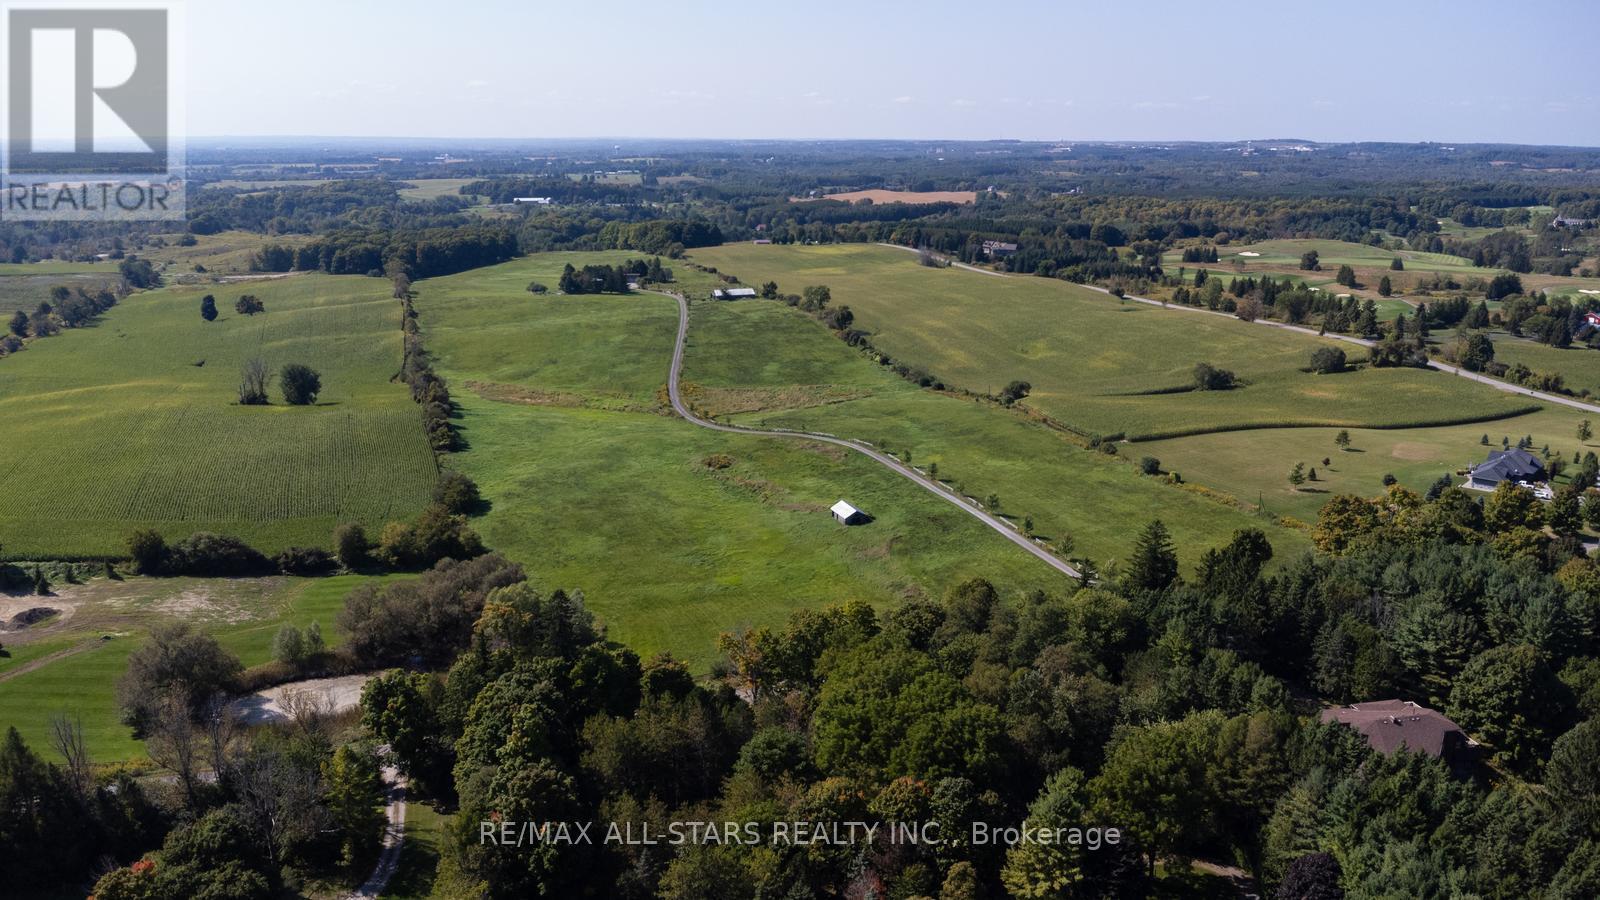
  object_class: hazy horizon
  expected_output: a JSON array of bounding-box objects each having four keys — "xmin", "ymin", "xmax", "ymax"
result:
[{"xmin": 188, "ymin": 0, "xmax": 1600, "ymax": 146}]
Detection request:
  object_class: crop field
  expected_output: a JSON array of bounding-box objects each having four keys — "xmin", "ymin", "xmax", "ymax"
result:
[
  {"xmin": 1135, "ymin": 405, "xmax": 1598, "ymax": 522},
  {"xmin": 687, "ymin": 243, "xmax": 1536, "ymax": 440},
  {"xmin": 0, "ymin": 274, "xmax": 437, "ymax": 558},
  {"xmin": 819, "ymin": 189, "xmax": 978, "ymax": 204},
  {"xmin": 0, "ymin": 574, "xmax": 397, "ymax": 762},
  {"xmin": 0, "ymin": 269, "xmax": 121, "ymax": 314},
  {"xmin": 416, "ymin": 254, "xmax": 1071, "ymax": 667},
  {"xmin": 679, "ymin": 298, "xmax": 1313, "ymax": 565}
]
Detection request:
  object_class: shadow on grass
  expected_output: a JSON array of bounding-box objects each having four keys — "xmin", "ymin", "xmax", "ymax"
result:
[{"xmin": 381, "ymin": 808, "xmax": 444, "ymax": 900}]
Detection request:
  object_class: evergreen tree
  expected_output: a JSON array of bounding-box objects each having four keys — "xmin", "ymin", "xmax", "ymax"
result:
[{"xmin": 1126, "ymin": 519, "xmax": 1178, "ymax": 591}]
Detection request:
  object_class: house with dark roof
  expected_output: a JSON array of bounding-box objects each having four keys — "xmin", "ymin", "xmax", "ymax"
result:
[
  {"xmin": 1465, "ymin": 448, "xmax": 1546, "ymax": 491},
  {"xmin": 981, "ymin": 240, "xmax": 1018, "ymax": 259},
  {"xmin": 1320, "ymin": 699, "xmax": 1478, "ymax": 774}
]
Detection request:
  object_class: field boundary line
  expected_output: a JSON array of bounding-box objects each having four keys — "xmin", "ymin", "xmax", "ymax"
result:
[{"xmin": 655, "ymin": 290, "xmax": 1079, "ymax": 580}]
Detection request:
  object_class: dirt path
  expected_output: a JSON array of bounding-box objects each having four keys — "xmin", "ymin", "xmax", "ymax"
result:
[
  {"xmin": 344, "ymin": 758, "xmax": 407, "ymax": 899},
  {"xmin": 879, "ymin": 243, "xmax": 1600, "ymax": 418},
  {"xmin": 0, "ymin": 639, "xmax": 96, "ymax": 683},
  {"xmin": 658, "ymin": 290, "xmax": 1080, "ymax": 580}
]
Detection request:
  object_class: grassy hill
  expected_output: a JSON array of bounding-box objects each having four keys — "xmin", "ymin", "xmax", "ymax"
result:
[
  {"xmin": 0, "ymin": 273, "xmax": 438, "ymax": 557},
  {"xmin": 414, "ymin": 253, "xmax": 1062, "ymax": 668},
  {"xmin": 678, "ymin": 297, "xmax": 1314, "ymax": 567},
  {"xmin": 688, "ymin": 243, "xmax": 1535, "ymax": 440}
]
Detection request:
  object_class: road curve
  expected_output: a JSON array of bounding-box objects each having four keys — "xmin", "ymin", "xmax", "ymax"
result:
[
  {"xmin": 657, "ymin": 290, "xmax": 1080, "ymax": 580},
  {"xmin": 877, "ymin": 243, "xmax": 1600, "ymax": 418}
]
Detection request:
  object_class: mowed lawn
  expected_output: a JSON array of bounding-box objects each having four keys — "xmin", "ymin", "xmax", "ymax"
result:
[
  {"xmin": 1180, "ymin": 238, "xmax": 1479, "ymax": 274},
  {"xmin": 679, "ymin": 298, "xmax": 1313, "ymax": 568},
  {"xmin": 0, "ymin": 274, "xmax": 437, "ymax": 557},
  {"xmin": 415, "ymin": 255, "xmax": 1062, "ymax": 669},
  {"xmin": 688, "ymin": 243, "xmax": 1535, "ymax": 439},
  {"xmin": 1136, "ymin": 406, "xmax": 1599, "ymax": 522}
]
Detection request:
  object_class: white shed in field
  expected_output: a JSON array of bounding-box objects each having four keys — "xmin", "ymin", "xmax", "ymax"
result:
[{"xmin": 830, "ymin": 499, "xmax": 866, "ymax": 525}]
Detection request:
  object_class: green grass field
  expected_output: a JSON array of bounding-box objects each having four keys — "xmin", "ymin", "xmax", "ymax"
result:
[
  {"xmin": 396, "ymin": 178, "xmax": 483, "ymax": 202},
  {"xmin": 415, "ymin": 254, "xmax": 1070, "ymax": 668},
  {"xmin": 678, "ymin": 297, "xmax": 1313, "ymax": 563},
  {"xmin": 1177, "ymin": 238, "xmax": 1479, "ymax": 273},
  {"xmin": 687, "ymin": 244, "xmax": 1535, "ymax": 440},
  {"xmin": 0, "ymin": 574, "xmax": 400, "ymax": 763},
  {"xmin": 1135, "ymin": 405, "xmax": 1598, "ymax": 522},
  {"xmin": 140, "ymin": 230, "xmax": 308, "ymax": 275},
  {"xmin": 0, "ymin": 273, "xmax": 437, "ymax": 558},
  {"xmin": 1488, "ymin": 332, "xmax": 1600, "ymax": 397}
]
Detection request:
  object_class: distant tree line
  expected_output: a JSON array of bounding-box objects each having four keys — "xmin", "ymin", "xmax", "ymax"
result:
[{"xmin": 251, "ymin": 225, "xmax": 518, "ymax": 279}]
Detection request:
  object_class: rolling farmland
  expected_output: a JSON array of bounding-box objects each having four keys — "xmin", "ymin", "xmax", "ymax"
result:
[
  {"xmin": 0, "ymin": 274, "xmax": 437, "ymax": 557},
  {"xmin": 688, "ymin": 243, "xmax": 1537, "ymax": 440},
  {"xmin": 677, "ymin": 297, "xmax": 1314, "ymax": 565},
  {"xmin": 414, "ymin": 253, "xmax": 1065, "ymax": 667}
]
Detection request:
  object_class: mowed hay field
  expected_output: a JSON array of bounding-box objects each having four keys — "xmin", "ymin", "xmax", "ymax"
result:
[
  {"xmin": 679, "ymin": 297, "xmax": 1314, "ymax": 565},
  {"xmin": 1168, "ymin": 238, "xmax": 1479, "ymax": 274},
  {"xmin": 416, "ymin": 254, "xmax": 1064, "ymax": 667},
  {"xmin": 688, "ymin": 243, "xmax": 1536, "ymax": 440},
  {"xmin": 0, "ymin": 274, "xmax": 437, "ymax": 557},
  {"xmin": 820, "ymin": 189, "xmax": 978, "ymax": 204}
]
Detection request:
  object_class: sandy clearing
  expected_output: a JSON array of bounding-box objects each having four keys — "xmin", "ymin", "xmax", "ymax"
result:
[
  {"xmin": 1237, "ymin": 251, "xmax": 1261, "ymax": 257},
  {"xmin": 230, "ymin": 674, "xmax": 373, "ymax": 725}
]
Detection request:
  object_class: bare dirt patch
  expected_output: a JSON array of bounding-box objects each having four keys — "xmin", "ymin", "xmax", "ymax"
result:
[
  {"xmin": 1391, "ymin": 442, "xmax": 1437, "ymax": 461},
  {"xmin": 810, "ymin": 189, "xmax": 977, "ymax": 205},
  {"xmin": 797, "ymin": 440, "xmax": 848, "ymax": 462},
  {"xmin": 230, "ymin": 674, "xmax": 373, "ymax": 725},
  {"xmin": 0, "ymin": 594, "xmax": 79, "ymax": 637}
]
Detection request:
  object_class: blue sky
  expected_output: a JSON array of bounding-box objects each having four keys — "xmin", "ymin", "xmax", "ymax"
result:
[{"xmin": 190, "ymin": 0, "xmax": 1600, "ymax": 145}]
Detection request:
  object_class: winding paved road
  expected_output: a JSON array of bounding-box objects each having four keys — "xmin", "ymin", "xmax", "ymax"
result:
[
  {"xmin": 657, "ymin": 291, "xmax": 1080, "ymax": 580},
  {"xmin": 878, "ymin": 243, "xmax": 1600, "ymax": 418}
]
